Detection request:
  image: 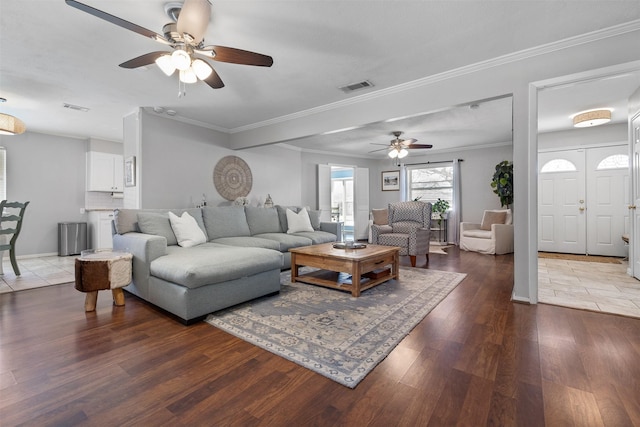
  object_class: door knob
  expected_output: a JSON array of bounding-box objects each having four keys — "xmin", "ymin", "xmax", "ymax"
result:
[
  {"xmin": 629, "ymin": 205, "xmax": 637, "ymax": 210},
  {"xmin": 579, "ymin": 207, "xmax": 585, "ymax": 212}
]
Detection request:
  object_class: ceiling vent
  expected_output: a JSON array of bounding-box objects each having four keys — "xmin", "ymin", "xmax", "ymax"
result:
[
  {"xmin": 63, "ymin": 103, "xmax": 90, "ymax": 112},
  {"xmin": 339, "ymin": 80, "xmax": 374, "ymax": 93}
]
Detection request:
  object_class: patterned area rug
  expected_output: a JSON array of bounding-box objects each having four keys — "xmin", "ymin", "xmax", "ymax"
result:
[{"xmin": 206, "ymin": 267, "xmax": 466, "ymax": 388}]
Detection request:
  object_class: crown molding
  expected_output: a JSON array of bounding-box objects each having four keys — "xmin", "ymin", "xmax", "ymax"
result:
[{"xmin": 230, "ymin": 19, "xmax": 640, "ymax": 134}]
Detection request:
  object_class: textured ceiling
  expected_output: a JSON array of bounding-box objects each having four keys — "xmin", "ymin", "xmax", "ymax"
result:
[{"xmin": 1, "ymin": 1, "xmax": 640, "ymax": 157}]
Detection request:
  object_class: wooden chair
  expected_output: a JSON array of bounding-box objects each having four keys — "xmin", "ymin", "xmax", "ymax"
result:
[{"xmin": 0, "ymin": 200, "xmax": 30, "ymax": 276}]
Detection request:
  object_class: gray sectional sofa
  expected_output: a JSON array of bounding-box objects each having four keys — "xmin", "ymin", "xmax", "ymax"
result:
[{"xmin": 112, "ymin": 205, "xmax": 340, "ymax": 324}]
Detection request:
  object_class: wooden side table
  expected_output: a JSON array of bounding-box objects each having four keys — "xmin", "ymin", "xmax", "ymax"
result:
[{"xmin": 74, "ymin": 250, "xmax": 132, "ymax": 311}]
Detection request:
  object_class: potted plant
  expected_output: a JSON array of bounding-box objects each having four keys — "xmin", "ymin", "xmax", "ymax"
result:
[
  {"xmin": 432, "ymin": 198, "xmax": 450, "ymax": 225},
  {"xmin": 490, "ymin": 160, "xmax": 513, "ymax": 207}
]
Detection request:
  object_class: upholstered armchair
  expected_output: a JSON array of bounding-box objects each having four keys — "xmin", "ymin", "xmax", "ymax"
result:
[
  {"xmin": 460, "ymin": 209, "xmax": 513, "ymax": 255},
  {"xmin": 371, "ymin": 201, "xmax": 432, "ymax": 267}
]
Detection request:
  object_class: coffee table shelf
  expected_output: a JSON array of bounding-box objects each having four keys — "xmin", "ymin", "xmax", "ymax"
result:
[{"xmin": 289, "ymin": 243, "xmax": 400, "ymax": 297}]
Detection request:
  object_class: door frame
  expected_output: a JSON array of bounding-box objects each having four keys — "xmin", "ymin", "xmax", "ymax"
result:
[{"xmin": 529, "ymin": 60, "xmax": 640, "ymax": 304}]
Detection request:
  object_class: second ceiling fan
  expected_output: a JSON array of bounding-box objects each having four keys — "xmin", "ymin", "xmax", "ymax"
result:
[
  {"xmin": 66, "ymin": 0, "xmax": 273, "ymax": 92},
  {"xmin": 370, "ymin": 131, "xmax": 433, "ymax": 159}
]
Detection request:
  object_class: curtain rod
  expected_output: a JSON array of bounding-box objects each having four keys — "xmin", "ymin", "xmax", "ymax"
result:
[{"xmin": 402, "ymin": 159, "xmax": 464, "ymax": 166}]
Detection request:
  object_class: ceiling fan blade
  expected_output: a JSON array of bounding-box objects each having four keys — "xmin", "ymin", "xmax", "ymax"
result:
[
  {"xmin": 210, "ymin": 46, "xmax": 274, "ymax": 67},
  {"xmin": 65, "ymin": 0, "xmax": 166, "ymax": 41},
  {"xmin": 177, "ymin": 0, "xmax": 211, "ymax": 44},
  {"xmin": 119, "ymin": 52, "xmax": 168, "ymax": 69},
  {"xmin": 203, "ymin": 67, "xmax": 225, "ymax": 89},
  {"xmin": 403, "ymin": 138, "xmax": 418, "ymax": 145},
  {"xmin": 406, "ymin": 144, "xmax": 433, "ymax": 149},
  {"xmin": 368, "ymin": 147, "xmax": 390, "ymax": 153}
]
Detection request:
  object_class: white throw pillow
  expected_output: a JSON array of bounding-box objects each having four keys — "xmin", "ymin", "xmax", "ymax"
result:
[
  {"xmin": 168, "ymin": 211, "xmax": 207, "ymax": 247},
  {"xmin": 286, "ymin": 208, "xmax": 314, "ymax": 234}
]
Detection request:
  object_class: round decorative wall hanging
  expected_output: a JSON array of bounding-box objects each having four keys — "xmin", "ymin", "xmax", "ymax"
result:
[{"xmin": 213, "ymin": 156, "xmax": 253, "ymax": 201}]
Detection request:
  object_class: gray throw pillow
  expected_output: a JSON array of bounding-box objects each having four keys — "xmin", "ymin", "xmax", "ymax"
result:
[
  {"xmin": 307, "ymin": 209, "xmax": 321, "ymax": 230},
  {"xmin": 137, "ymin": 212, "xmax": 178, "ymax": 246}
]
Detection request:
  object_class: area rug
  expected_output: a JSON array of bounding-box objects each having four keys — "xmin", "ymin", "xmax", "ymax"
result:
[
  {"xmin": 205, "ymin": 267, "xmax": 466, "ymax": 388},
  {"xmin": 538, "ymin": 252, "xmax": 622, "ymax": 264}
]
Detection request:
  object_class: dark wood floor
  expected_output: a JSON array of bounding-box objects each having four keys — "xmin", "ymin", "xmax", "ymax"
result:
[{"xmin": 2, "ymin": 247, "xmax": 639, "ymax": 426}]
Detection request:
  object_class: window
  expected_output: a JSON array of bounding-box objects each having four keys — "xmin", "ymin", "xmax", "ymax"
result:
[
  {"xmin": 596, "ymin": 154, "xmax": 628, "ymax": 170},
  {"xmin": 540, "ymin": 158, "xmax": 577, "ymax": 173},
  {"xmin": 0, "ymin": 148, "xmax": 5, "ymax": 200},
  {"xmin": 407, "ymin": 165, "xmax": 453, "ymax": 206}
]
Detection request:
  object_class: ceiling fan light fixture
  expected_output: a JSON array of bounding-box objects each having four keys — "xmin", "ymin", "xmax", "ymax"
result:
[
  {"xmin": 388, "ymin": 149, "xmax": 399, "ymax": 159},
  {"xmin": 179, "ymin": 68, "xmax": 198, "ymax": 84},
  {"xmin": 573, "ymin": 109, "xmax": 612, "ymax": 128},
  {"xmin": 398, "ymin": 148, "xmax": 408, "ymax": 159},
  {"xmin": 192, "ymin": 59, "xmax": 213, "ymax": 80},
  {"xmin": 0, "ymin": 113, "xmax": 26, "ymax": 135},
  {"xmin": 171, "ymin": 49, "xmax": 192, "ymax": 71},
  {"xmin": 155, "ymin": 54, "xmax": 176, "ymax": 76}
]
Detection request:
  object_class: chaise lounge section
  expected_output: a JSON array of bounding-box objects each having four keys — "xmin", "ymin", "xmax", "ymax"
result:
[{"xmin": 112, "ymin": 205, "xmax": 340, "ymax": 323}]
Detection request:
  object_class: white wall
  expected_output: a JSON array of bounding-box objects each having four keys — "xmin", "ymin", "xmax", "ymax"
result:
[
  {"xmin": 538, "ymin": 123, "xmax": 627, "ymax": 151},
  {"xmin": 0, "ymin": 131, "xmax": 88, "ymax": 256},
  {"xmin": 130, "ymin": 110, "xmax": 304, "ymax": 208}
]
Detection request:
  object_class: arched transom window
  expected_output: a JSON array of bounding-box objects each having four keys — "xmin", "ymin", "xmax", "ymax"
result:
[
  {"xmin": 596, "ymin": 154, "xmax": 628, "ymax": 170},
  {"xmin": 540, "ymin": 158, "xmax": 577, "ymax": 173}
]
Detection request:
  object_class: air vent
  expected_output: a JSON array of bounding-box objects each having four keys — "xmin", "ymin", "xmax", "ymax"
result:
[
  {"xmin": 63, "ymin": 103, "xmax": 90, "ymax": 112},
  {"xmin": 339, "ymin": 80, "xmax": 374, "ymax": 93}
]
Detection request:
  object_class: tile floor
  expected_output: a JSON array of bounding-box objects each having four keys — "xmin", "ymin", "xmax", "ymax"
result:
[
  {"xmin": 538, "ymin": 257, "xmax": 640, "ymax": 318},
  {"xmin": 0, "ymin": 255, "xmax": 76, "ymax": 293}
]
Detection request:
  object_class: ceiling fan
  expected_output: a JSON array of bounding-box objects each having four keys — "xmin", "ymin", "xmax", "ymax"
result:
[
  {"xmin": 370, "ymin": 131, "xmax": 433, "ymax": 159},
  {"xmin": 65, "ymin": 0, "xmax": 273, "ymax": 93}
]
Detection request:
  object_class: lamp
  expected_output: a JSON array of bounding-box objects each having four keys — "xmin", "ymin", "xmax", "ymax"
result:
[
  {"xmin": 0, "ymin": 113, "xmax": 26, "ymax": 135},
  {"xmin": 171, "ymin": 49, "xmax": 192, "ymax": 71},
  {"xmin": 155, "ymin": 55, "xmax": 176, "ymax": 76},
  {"xmin": 388, "ymin": 146, "xmax": 409, "ymax": 159},
  {"xmin": 573, "ymin": 109, "xmax": 611, "ymax": 128}
]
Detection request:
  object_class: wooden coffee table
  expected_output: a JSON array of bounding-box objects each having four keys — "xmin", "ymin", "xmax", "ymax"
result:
[{"xmin": 289, "ymin": 243, "xmax": 400, "ymax": 297}]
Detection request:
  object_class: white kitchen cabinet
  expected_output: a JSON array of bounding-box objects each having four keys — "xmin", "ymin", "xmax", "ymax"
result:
[
  {"xmin": 87, "ymin": 152, "xmax": 124, "ymax": 192},
  {"xmin": 88, "ymin": 211, "xmax": 115, "ymax": 249}
]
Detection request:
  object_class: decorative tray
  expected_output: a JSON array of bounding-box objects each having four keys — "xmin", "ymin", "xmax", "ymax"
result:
[{"xmin": 333, "ymin": 243, "xmax": 367, "ymax": 249}]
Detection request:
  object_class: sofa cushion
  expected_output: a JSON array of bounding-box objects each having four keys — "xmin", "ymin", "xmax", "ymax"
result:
[
  {"xmin": 291, "ymin": 230, "xmax": 337, "ymax": 245},
  {"xmin": 211, "ymin": 236, "xmax": 281, "ymax": 251},
  {"xmin": 150, "ymin": 244, "xmax": 283, "ymax": 289},
  {"xmin": 115, "ymin": 208, "xmax": 207, "ymax": 238},
  {"xmin": 307, "ymin": 209, "xmax": 322, "ymax": 230},
  {"xmin": 372, "ymin": 208, "xmax": 389, "ymax": 225},
  {"xmin": 480, "ymin": 210, "xmax": 507, "ymax": 230},
  {"xmin": 275, "ymin": 205, "xmax": 300, "ymax": 233},
  {"xmin": 137, "ymin": 212, "xmax": 178, "ymax": 246},
  {"xmin": 202, "ymin": 206, "xmax": 251, "ymax": 239},
  {"xmin": 286, "ymin": 208, "xmax": 314, "ymax": 233},
  {"xmin": 169, "ymin": 211, "xmax": 207, "ymax": 248},
  {"xmin": 245, "ymin": 206, "xmax": 281, "ymax": 235},
  {"xmin": 463, "ymin": 229, "xmax": 493, "ymax": 239},
  {"xmin": 253, "ymin": 233, "xmax": 313, "ymax": 251}
]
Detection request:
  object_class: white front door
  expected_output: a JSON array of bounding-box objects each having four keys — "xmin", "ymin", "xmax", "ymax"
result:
[
  {"xmin": 586, "ymin": 146, "xmax": 629, "ymax": 257},
  {"xmin": 538, "ymin": 150, "xmax": 586, "ymax": 253}
]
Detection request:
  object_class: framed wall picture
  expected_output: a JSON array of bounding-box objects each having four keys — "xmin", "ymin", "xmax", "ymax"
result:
[
  {"xmin": 125, "ymin": 156, "xmax": 136, "ymax": 187},
  {"xmin": 381, "ymin": 170, "xmax": 400, "ymax": 191}
]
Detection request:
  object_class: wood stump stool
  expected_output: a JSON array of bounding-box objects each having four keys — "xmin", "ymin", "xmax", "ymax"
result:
[{"xmin": 75, "ymin": 250, "xmax": 133, "ymax": 311}]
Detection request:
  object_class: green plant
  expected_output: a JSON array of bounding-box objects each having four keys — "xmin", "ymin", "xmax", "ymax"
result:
[
  {"xmin": 432, "ymin": 198, "xmax": 450, "ymax": 224},
  {"xmin": 490, "ymin": 160, "xmax": 513, "ymax": 207}
]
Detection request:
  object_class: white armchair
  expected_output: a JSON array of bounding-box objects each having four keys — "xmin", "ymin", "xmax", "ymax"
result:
[{"xmin": 460, "ymin": 209, "xmax": 513, "ymax": 255}]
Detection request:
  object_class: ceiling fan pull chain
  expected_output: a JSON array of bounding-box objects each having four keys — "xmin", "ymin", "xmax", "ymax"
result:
[{"xmin": 178, "ymin": 77, "xmax": 186, "ymax": 98}]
